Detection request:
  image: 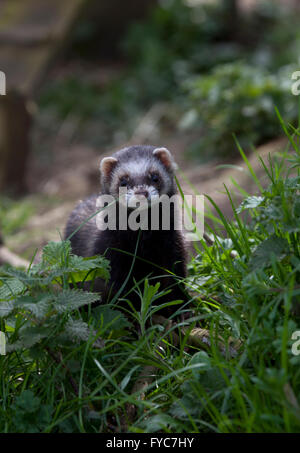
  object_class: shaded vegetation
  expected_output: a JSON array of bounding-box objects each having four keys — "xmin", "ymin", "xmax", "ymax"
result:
[
  {"xmin": 1, "ymin": 0, "xmax": 300, "ymax": 434},
  {"xmin": 39, "ymin": 0, "xmax": 300, "ymax": 157},
  {"xmin": 1, "ymin": 112, "xmax": 300, "ymax": 432}
]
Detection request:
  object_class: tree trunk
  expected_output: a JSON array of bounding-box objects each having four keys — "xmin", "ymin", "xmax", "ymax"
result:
[
  {"xmin": 222, "ymin": 0, "xmax": 240, "ymax": 40},
  {"xmin": 0, "ymin": 92, "xmax": 31, "ymax": 196}
]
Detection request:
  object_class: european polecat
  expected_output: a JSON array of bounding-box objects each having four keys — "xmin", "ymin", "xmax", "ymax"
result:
[{"xmin": 65, "ymin": 145, "xmax": 188, "ymax": 314}]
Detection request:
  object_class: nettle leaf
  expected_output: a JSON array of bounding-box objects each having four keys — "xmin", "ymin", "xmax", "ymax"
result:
[
  {"xmin": 14, "ymin": 295, "xmax": 53, "ymax": 319},
  {"xmin": 249, "ymin": 236, "xmax": 289, "ymax": 270},
  {"xmin": 42, "ymin": 240, "xmax": 71, "ymax": 266},
  {"xmin": 92, "ymin": 306, "xmax": 131, "ymax": 331},
  {"xmin": 55, "ymin": 289, "xmax": 99, "ymax": 313},
  {"xmin": 64, "ymin": 319, "xmax": 91, "ymax": 342},
  {"xmin": 264, "ymin": 202, "xmax": 283, "ymax": 221},
  {"xmin": 12, "ymin": 390, "xmax": 40, "ymax": 413},
  {"xmin": 42, "ymin": 269, "xmax": 70, "ymax": 285},
  {"xmin": 1, "ymin": 268, "xmax": 44, "ymax": 287},
  {"xmin": 285, "ymin": 176, "xmax": 300, "ymax": 190},
  {"xmin": 237, "ymin": 196, "xmax": 264, "ymax": 213},
  {"xmin": 67, "ymin": 255, "xmax": 110, "ymax": 283},
  {"xmin": 20, "ymin": 326, "xmax": 50, "ymax": 345},
  {"xmin": 0, "ymin": 301, "xmax": 14, "ymax": 317},
  {"xmin": 0, "ymin": 278, "xmax": 25, "ymax": 300},
  {"xmin": 7, "ymin": 326, "xmax": 50, "ymax": 351},
  {"xmin": 68, "ymin": 255, "xmax": 107, "ymax": 271},
  {"xmin": 11, "ymin": 390, "xmax": 53, "ymax": 433},
  {"xmin": 38, "ymin": 248, "xmax": 110, "ymax": 284}
]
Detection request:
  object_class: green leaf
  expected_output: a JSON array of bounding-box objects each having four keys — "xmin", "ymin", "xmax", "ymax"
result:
[
  {"xmin": 0, "ymin": 301, "xmax": 14, "ymax": 317},
  {"xmin": 55, "ymin": 289, "xmax": 100, "ymax": 313},
  {"xmin": 237, "ymin": 196, "xmax": 264, "ymax": 213},
  {"xmin": 0, "ymin": 278, "xmax": 26, "ymax": 299},
  {"xmin": 249, "ymin": 236, "xmax": 289, "ymax": 270},
  {"xmin": 138, "ymin": 414, "xmax": 180, "ymax": 433},
  {"xmin": 188, "ymin": 351, "xmax": 212, "ymax": 378},
  {"xmin": 42, "ymin": 240, "xmax": 71, "ymax": 266},
  {"xmin": 7, "ymin": 326, "xmax": 50, "ymax": 351},
  {"xmin": 0, "ymin": 268, "xmax": 42, "ymax": 286},
  {"xmin": 293, "ymin": 198, "xmax": 300, "ymax": 217},
  {"xmin": 120, "ymin": 365, "xmax": 140, "ymax": 391},
  {"xmin": 14, "ymin": 295, "xmax": 53, "ymax": 319},
  {"xmin": 67, "ymin": 255, "xmax": 110, "ymax": 283},
  {"xmin": 64, "ymin": 319, "xmax": 91, "ymax": 342},
  {"xmin": 11, "ymin": 390, "xmax": 53, "ymax": 433},
  {"xmin": 20, "ymin": 326, "xmax": 50, "ymax": 346},
  {"xmin": 92, "ymin": 306, "xmax": 131, "ymax": 331},
  {"xmin": 12, "ymin": 390, "xmax": 40, "ymax": 413}
]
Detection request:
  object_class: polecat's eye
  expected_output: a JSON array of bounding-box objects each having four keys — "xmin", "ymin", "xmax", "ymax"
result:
[
  {"xmin": 150, "ymin": 173, "xmax": 159, "ymax": 183},
  {"xmin": 120, "ymin": 177, "xmax": 129, "ymax": 187}
]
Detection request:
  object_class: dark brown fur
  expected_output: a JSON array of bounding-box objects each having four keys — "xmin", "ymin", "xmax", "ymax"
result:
[{"xmin": 65, "ymin": 145, "xmax": 188, "ymax": 314}]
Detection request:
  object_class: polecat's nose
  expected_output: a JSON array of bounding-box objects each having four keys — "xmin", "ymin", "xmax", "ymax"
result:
[{"xmin": 134, "ymin": 189, "xmax": 149, "ymax": 199}]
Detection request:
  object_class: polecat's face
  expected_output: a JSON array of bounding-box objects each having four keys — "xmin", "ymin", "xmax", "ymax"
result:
[{"xmin": 100, "ymin": 147, "xmax": 178, "ymax": 206}]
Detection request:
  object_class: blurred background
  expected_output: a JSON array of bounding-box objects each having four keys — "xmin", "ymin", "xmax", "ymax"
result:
[{"xmin": 0, "ymin": 0, "xmax": 299, "ymax": 260}]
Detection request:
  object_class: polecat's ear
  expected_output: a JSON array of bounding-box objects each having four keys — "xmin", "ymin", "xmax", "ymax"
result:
[
  {"xmin": 100, "ymin": 157, "xmax": 118, "ymax": 179},
  {"xmin": 153, "ymin": 147, "xmax": 178, "ymax": 171}
]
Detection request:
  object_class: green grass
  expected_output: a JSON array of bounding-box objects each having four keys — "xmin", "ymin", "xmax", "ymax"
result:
[{"xmin": 1, "ymin": 113, "xmax": 300, "ymax": 433}]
